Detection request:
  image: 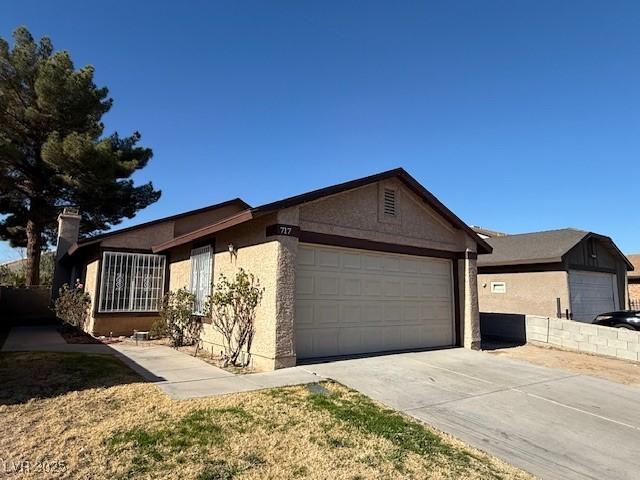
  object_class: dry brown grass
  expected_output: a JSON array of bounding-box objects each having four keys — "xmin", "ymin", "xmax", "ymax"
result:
[
  {"xmin": 489, "ymin": 343, "xmax": 640, "ymax": 385},
  {"xmin": 0, "ymin": 352, "xmax": 533, "ymax": 480}
]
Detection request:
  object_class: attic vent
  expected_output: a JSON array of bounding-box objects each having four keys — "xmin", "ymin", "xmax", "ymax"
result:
[{"xmin": 383, "ymin": 188, "xmax": 397, "ymax": 216}]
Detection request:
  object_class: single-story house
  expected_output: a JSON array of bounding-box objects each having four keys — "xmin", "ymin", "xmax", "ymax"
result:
[
  {"xmin": 628, "ymin": 254, "xmax": 640, "ymax": 304},
  {"xmin": 53, "ymin": 168, "xmax": 491, "ymax": 370},
  {"xmin": 476, "ymin": 228, "xmax": 633, "ymax": 322}
]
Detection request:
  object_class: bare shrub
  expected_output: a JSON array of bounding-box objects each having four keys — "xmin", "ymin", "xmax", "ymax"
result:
[{"xmin": 207, "ymin": 269, "xmax": 264, "ymax": 367}]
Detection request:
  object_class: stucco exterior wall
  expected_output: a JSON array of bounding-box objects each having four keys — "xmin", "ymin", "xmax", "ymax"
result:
[
  {"xmin": 629, "ymin": 281, "xmax": 640, "ymax": 301},
  {"xmin": 200, "ymin": 240, "xmax": 281, "ymax": 371},
  {"xmin": 83, "ymin": 259, "xmax": 100, "ymax": 333},
  {"xmin": 91, "ymin": 315, "xmax": 158, "ymax": 336},
  {"xmin": 169, "ymin": 244, "xmax": 192, "ymax": 291},
  {"xmin": 101, "ymin": 222, "xmax": 175, "ymax": 250},
  {"xmin": 478, "ymin": 271, "xmax": 570, "ymax": 318},
  {"xmin": 461, "ymin": 254, "xmax": 480, "ymax": 349},
  {"xmin": 164, "ymin": 213, "xmax": 287, "ymax": 371},
  {"xmin": 298, "ymin": 179, "xmax": 469, "ymax": 252}
]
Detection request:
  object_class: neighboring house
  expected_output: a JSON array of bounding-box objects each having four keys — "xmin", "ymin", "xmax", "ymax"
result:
[
  {"xmin": 627, "ymin": 254, "xmax": 640, "ymax": 304},
  {"xmin": 476, "ymin": 228, "xmax": 633, "ymax": 322},
  {"xmin": 54, "ymin": 168, "xmax": 490, "ymax": 370},
  {"xmin": 0, "ymin": 251, "xmax": 55, "ymax": 286},
  {"xmin": 469, "ymin": 226, "xmax": 507, "ymax": 240}
]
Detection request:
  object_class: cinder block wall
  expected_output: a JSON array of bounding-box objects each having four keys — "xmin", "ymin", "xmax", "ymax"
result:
[{"xmin": 525, "ymin": 315, "xmax": 640, "ymax": 362}]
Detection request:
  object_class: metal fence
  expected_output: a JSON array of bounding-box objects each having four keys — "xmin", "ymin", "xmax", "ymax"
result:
[{"xmin": 630, "ymin": 298, "xmax": 640, "ymax": 310}]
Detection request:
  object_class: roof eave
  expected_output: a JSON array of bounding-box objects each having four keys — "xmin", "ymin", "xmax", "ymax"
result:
[{"xmin": 152, "ymin": 209, "xmax": 254, "ymax": 253}]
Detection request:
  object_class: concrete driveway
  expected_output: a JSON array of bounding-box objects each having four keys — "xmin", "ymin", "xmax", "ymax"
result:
[{"xmin": 305, "ymin": 348, "xmax": 640, "ymax": 480}]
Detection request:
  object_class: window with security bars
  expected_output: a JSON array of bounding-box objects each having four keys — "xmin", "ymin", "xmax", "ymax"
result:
[
  {"xmin": 98, "ymin": 252, "xmax": 166, "ymax": 312},
  {"xmin": 190, "ymin": 245, "xmax": 213, "ymax": 315}
]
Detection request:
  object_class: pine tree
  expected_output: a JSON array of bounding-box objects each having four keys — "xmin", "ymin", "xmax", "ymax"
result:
[{"xmin": 0, "ymin": 26, "xmax": 161, "ymax": 284}]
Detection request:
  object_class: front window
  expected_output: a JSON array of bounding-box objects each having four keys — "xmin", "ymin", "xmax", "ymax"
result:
[
  {"xmin": 98, "ymin": 252, "xmax": 166, "ymax": 313},
  {"xmin": 190, "ymin": 245, "xmax": 213, "ymax": 315}
]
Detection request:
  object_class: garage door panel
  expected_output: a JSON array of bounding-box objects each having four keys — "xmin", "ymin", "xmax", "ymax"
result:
[
  {"xmin": 363, "ymin": 279, "xmax": 383, "ymax": 296},
  {"xmin": 318, "ymin": 250, "xmax": 340, "ymax": 268},
  {"xmin": 295, "ymin": 303, "xmax": 314, "ymax": 326},
  {"xmin": 569, "ymin": 270, "xmax": 618, "ymax": 323},
  {"xmin": 342, "ymin": 278, "xmax": 362, "ymax": 296},
  {"xmin": 342, "ymin": 253, "xmax": 361, "ymax": 269},
  {"xmin": 317, "ymin": 276, "xmax": 339, "ymax": 295},
  {"xmin": 297, "ymin": 247, "xmax": 316, "ymax": 266},
  {"xmin": 296, "ymin": 244, "xmax": 455, "ymax": 359},
  {"xmin": 296, "ymin": 275, "xmax": 315, "ymax": 296}
]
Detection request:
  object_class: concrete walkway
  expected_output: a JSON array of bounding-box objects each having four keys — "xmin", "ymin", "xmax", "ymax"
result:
[
  {"xmin": 2, "ymin": 325, "xmax": 114, "ymax": 354},
  {"xmin": 1, "ymin": 325, "xmax": 320, "ymax": 398},
  {"xmin": 111, "ymin": 343, "xmax": 319, "ymax": 399}
]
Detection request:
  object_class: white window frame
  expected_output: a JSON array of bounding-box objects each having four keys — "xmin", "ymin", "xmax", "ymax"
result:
[
  {"xmin": 491, "ymin": 281, "xmax": 506, "ymax": 294},
  {"xmin": 190, "ymin": 245, "xmax": 213, "ymax": 316},
  {"xmin": 98, "ymin": 251, "xmax": 166, "ymax": 313}
]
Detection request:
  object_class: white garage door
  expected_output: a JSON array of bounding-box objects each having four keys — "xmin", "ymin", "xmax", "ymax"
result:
[
  {"xmin": 295, "ymin": 244, "xmax": 455, "ymax": 359},
  {"xmin": 569, "ymin": 270, "xmax": 619, "ymax": 323}
]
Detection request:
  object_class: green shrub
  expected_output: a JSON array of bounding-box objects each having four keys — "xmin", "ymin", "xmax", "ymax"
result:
[
  {"xmin": 53, "ymin": 284, "xmax": 91, "ymax": 328},
  {"xmin": 159, "ymin": 288, "xmax": 202, "ymax": 347},
  {"xmin": 206, "ymin": 269, "xmax": 264, "ymax": 367}
]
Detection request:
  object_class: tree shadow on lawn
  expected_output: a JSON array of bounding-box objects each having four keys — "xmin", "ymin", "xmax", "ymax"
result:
[{"xmin": 0, "ymin": 351, "xmax": 144, "ymax": 406}]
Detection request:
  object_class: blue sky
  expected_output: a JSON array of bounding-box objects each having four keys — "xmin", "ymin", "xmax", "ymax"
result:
[{"xmin": 2, "ymin": 1, "xmax": 639, "ymax": 261}]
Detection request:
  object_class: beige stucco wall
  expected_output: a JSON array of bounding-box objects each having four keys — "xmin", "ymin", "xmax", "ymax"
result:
[
  {"xmin": 91, "ymin": 315, "xmax": 158, "ymax": 336},
  {"xmin": 166, "ymin": 213, "xmax": 292, "ymax": 371},
  {"xmin": 460, "ymin": 254, "xmax": 480, "ymax": 349},
  {"xmin": 83, "ymin": 259, "xmax": 99, "ymax": 333},
  {"xmin": 169, "ymin": 244, "xmax": 191, "ymax": 291},
  {"xmin": 478, "ymin": 271, "xmax": 570, "ymax": 318},
  {"xmin": 298, "ymin": 179, "xmax": 470, "ymax": 252}
]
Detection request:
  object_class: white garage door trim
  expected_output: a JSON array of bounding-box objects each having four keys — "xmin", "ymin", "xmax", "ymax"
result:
[
  {"xmin": 295, "ymin": 243, "xmax": 455, "ymax": 359},
  {"xmin": 569, "ymin": 270, "xmax": 619, "ymax": 323}
]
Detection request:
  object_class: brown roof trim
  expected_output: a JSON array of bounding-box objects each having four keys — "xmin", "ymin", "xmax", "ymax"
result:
[
  {"xmin": 478, "ymin": 262, "xmax": 566, "ymax": 274},
  {"xmin": 152, "ymin": 209, "xmax": 254, "ymax": 252},
  {"xmin": 478, "ymin": 256, "xmax": 564, "ymax": 267},
  {"xmin": 253, "ymin": 168, "xmax": 492, "ymax": 254}
]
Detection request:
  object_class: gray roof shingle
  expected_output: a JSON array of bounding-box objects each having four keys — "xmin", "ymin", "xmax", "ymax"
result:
[{"xmin": 477, "ymin": 228, "xmax": 588, "ymax": 267}]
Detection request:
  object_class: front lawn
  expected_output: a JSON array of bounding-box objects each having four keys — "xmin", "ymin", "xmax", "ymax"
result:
[{"xmin": 0, "ymin": 352, "xmax": 532, "ymax": 479}]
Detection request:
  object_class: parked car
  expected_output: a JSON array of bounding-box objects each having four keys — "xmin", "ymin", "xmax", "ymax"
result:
[{"xmin": 592, "ymin": 311, "xmax": 640, "ymax": 330}]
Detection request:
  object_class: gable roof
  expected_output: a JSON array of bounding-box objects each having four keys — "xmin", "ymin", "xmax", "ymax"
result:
[
  {"xmin": 628, "ymin": 254, "xmax": 640, "ymax": 278},
  {"xmin": 478, "ymin": 228, "xmax": 633, "ymax": 270},
  {"xmin": 153, "ymin": 168, "xmax": 492, "ymax": 254},
  {"xmin": 68, "ymin": 198, "xmax": 250, "ymax": 256}
]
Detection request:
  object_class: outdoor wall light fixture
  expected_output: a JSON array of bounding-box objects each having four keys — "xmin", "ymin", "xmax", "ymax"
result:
[{"xmin": 228, "ymin": 243, "xmax": 237, "ymax": 260}]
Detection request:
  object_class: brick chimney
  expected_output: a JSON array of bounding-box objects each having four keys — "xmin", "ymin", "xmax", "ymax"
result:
[{"xmin": 52, "ymin": 208, "xmax": 81, "ymax": 298}]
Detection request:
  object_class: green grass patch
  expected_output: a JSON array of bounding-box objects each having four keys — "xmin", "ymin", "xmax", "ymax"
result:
[
  {"xmin": 307, "ymin": 383, "xmax": 472, "ymax": 469},
  {"xmin": 107, "ymin": 407, "xmax": 253, "ymax": 475}
]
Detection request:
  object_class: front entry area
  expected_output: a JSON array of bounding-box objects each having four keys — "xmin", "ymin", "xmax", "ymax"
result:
[{"xmin": 294, "ymin": 243, "xmax": 455, "ymax": 359}]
